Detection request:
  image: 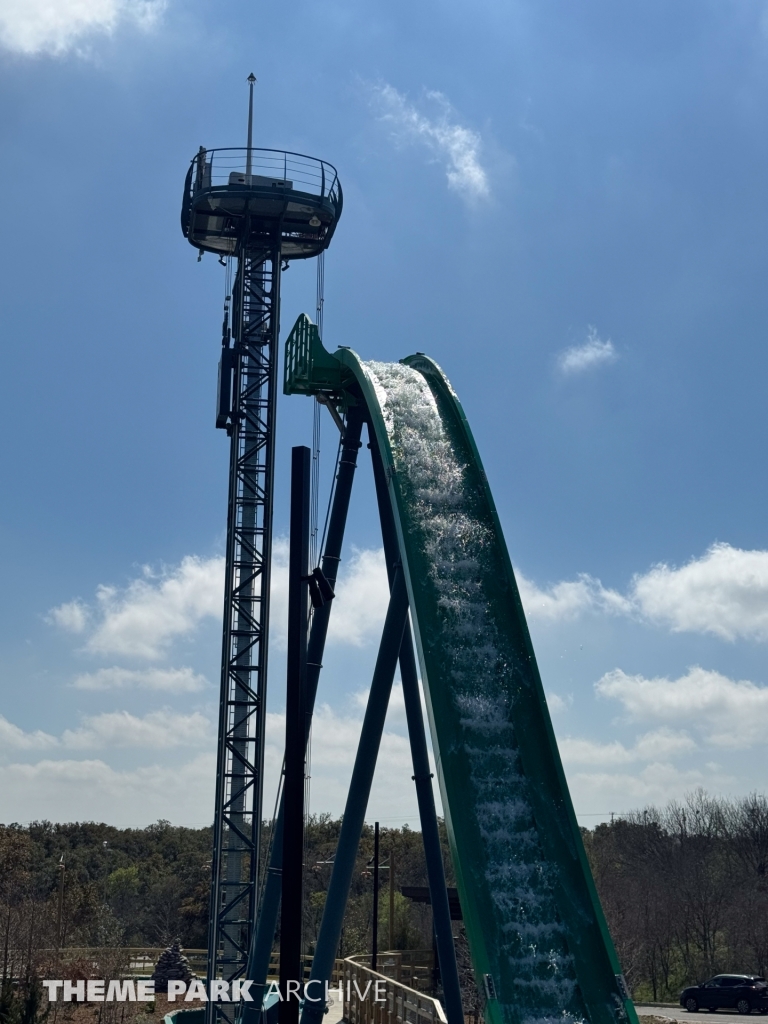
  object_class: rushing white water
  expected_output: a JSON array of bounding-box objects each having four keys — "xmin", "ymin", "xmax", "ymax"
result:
[{"xmin": 362, "ymin": 360, "xmax": 586, "ymax": 1024}]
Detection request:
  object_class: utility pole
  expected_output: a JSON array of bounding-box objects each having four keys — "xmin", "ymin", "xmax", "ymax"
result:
[
  {"xmin": 372, "ymin": 822, "xmax": 380, "ymax": 971},
  {"xmin": 280, "ymin": 446, "xmax": 311, "ymax": 1024},
  {"xmin": 56, "ymin": 856, "xmax": 65, "ymax": 948},
  {"xmin": 102, "ymin": 841, "xmax": 109, "ymax": 904},
  {"xmin": 388, "ymin": 847, "xmax": 395, "ymax": 953}
]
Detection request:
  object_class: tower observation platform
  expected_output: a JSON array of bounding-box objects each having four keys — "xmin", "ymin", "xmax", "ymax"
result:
[{"xmin": 181, "ymin": 147, "xmax": 342, "ymax": 258}]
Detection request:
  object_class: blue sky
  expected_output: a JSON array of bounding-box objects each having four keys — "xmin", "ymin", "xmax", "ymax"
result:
[{"xmin": 1, "ymin": 0, "xmax": 768, "ymax": 827}]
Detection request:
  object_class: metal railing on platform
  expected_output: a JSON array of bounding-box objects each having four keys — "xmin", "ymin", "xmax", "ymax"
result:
[
  {"xmin": 187, "ymin": 148, "xmax": 340, "ymax": 204},
  {"xmin": 342, "ymin": 954, "xmax": 446, "ymax": 1024}
]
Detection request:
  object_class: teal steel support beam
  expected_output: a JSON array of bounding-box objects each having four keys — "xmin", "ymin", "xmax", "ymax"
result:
[
  {"xmin": 279, "ymin": 446, "xmax": 310, "ymax": 1024},
  {"xmin": 244, "ymin": 407, "xmax": 364, "ymax": 1022},
  {"xmin": 300, "ymin": 565, "xmax": 409, "ymax": 1024}
]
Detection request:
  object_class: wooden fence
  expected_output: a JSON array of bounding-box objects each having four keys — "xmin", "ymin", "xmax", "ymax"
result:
[
  {"xmin": 52, "ymin": 948, "xmax": 208, "ymax": 977},
  {"xmin": 342, "ymin": 954, "xmax": 447, "ymax": 1024}
]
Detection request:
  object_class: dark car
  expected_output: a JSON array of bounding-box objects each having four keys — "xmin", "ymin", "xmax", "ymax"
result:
[{"xmin": 681, "ymin": 975, "xmax": 768, "ymax": 1014}]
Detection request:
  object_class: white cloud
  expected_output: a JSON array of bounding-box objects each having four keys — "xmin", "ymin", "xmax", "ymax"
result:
[
  {"xmin": 50, "ymin": 555, "xmax": 224, "ymax": 660},
  {"xmin": 89, "ymin": 556, "xmax": 224, "ymax": 659},
  {"xmin": 270, "ymin": 544, "xmax": 389, "ymax": 651},
  {"xmin": 72, "ymin": 666, "xmax": 208, "ymax": 692},
  {"xmin": 596, "ymin": 666, "xmax": 768, "ymax": 748},
  {"xmin": 48, "ymin": 599, "xmax": 89, "ymax": 633},
  {"xmin": 0, "ymin": 753, "xmax": 216, "ymax": 827},
  {"xmin": 545, "ymin": 692, "xmax": 572, "ymax": 713},
  {"xmin": 0, "ymin": 716, "xmax": 57, "ymax": 751},
  {"xmin": 517, "ymin": 570, "xmax": 630, "ymax": 622},
  {"xmin": 0, "ymin": 698, "xmax": 429, "ymax": 826},
  {"xmin": 559, "ymin": 728, "xmax": 695, "ymax": 767},
  {"xmin": 372, "ymin": 83, "xmax": 490, "ymax": 201},
  {"xmin": 61, "ymin": 710, "xmax": 210, "ymax": 749},
  {"xmin": 557, "ymin": 326, "xmax": 617, "ymax": 375},
  {"xmin": 0, "ymin": 708, "xmax": 210, "ymax": 756},
  {"xmin": 263, "ymin": 701, "xmax": 440, "ymax": 824},
  {"xmin": 566, "ymin": 761, "xmax": 720, "ymax": 819},
  {"xmin": 631, "ymin": 542, "xmax": 768, "ymax": 641},
  {"xmin": 518, "ymin": 542, "xmax": 768, "ymax": 642},
  {"xmin": 328, "ymin": 548, "xmax": 390, "ymax": 647},
  {"xmin": 53, "ymin": 545, "xmax": 389, "ymax": 664},
  {"xmin": 0, "ymin": 0, "xmax": 165, "ymax": 57},
  {"xmin": 0, "ymin": 0, "xmax": 166, "ymax": 56}
]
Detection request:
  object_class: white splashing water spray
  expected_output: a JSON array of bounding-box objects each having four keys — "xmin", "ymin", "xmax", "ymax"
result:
[{"xmin": 362, "ymin": 360, "xmax": 586, "ymax": 1024}]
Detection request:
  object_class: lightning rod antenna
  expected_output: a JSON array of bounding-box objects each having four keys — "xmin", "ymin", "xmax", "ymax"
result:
[{"xmin": 246, "ymin": 73, "xmax": 256, "ymax": 176}]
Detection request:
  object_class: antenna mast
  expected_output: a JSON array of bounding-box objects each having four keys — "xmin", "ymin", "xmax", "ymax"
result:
[{"xmin": 246, "ymin": 73, "xmax": 255, "ymax": 176}]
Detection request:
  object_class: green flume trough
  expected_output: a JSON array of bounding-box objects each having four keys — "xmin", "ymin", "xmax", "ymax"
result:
[{"xmin": 284, "ymin": 315, "xmax": 638, "ymax": 1024}]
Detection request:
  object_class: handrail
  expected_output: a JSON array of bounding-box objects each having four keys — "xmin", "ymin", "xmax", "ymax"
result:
[
  {"xmin": 343, "ymin": 955, "xmax": 447, "ymax": 1024},
  {"xmin": 184, "ymin": 147, "xmax": 340, "ymax": 204}
]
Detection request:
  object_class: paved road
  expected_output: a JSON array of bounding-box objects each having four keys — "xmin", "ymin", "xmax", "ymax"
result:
[{"xmin": 636, "ymin": 1005, "xmax": 768, "ymax": 1024}]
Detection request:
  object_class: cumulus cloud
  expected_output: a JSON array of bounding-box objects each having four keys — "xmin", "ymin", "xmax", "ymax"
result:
[
  {"xmin": 271, "ymin": 543, "xmax": 390, "ymax": 650},
  {"xmin": 0, "ymin": 0, "xmax": 166, "ymax": 57},
  {"xmin": 48, "ymin": 599, "xmax": 89, "ymax": 633},
  {"xmin": 559, "ymin": 728, "xmax": 696, "ymax": 767},
  {"xmin": 545, "ymin": 692, "xmax": 572, "ymax": 714},
  {"xmin": 557, "ymin": 326, "xmax": 617, "ymax": 375},
  {"xmin": 371, "ymin": 83, "xmax": 489, "ymax": 201},
  {"xmin": 49, "ymin": 555, "xmax": 224, "ymax": 660},
  {"xmin": 263, "ymin": 701, "xmax": 439, "ymax": 823},
  {"xmin": 631, "ymin": 542, "xmax": 768, "ymax": 641},
  {"xmin": 0, "ymin": 697, "xmax": 431, "ymax": 826},
  {"xmin": 0, "ymin": 753, "xmax": 216, "ymax": 827},
  {"xmin": 0, "ymin": 709, "xmax": 210, "ymax": 756},
  {"xmin": 328, "ymin": 548, "xmax": 390, "ymax": 647},
  {"xmin": 518, "ymin": 542, "xmax": 768, "ymax": 642},
  {"xmin": 72, "ymin": 666, "xmax": 209, "ymax": 691},
  {"xmin": 52, "ymin": 544, "xmax": 391, "ymax": 664},
  {"xmin": 62, "ymin": 710, "xmax": 210, "ymax": 749},
  {"xmin": 596, "ymin": 666, "xmax": 768, "ymax": 748},
  {"xmin": 566, "ymin": 762, "xmax": 721, "ymax": 818},
  {"xmin": 0, "ymin": 716, "xmax": 57, "ymax": 752},
  {"xmin": 88, "ymin": 556, "xmax": 224, "ymax": 659},
  {"xmin": 517, "ymin": 570, "xmax": 630, "ymax": 622}
]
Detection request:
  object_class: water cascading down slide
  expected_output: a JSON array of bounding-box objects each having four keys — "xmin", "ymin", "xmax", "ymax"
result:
[{"xmin": 283, "ymin": 318, "xmax": 639, "ymax": 1024}]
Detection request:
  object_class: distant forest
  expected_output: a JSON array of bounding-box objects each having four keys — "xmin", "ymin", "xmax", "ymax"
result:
[{"xmin": 1, "ymin": 790, "xmax": 766, "ymax": 1003}]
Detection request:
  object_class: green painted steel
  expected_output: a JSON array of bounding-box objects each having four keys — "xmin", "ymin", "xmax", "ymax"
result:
[{"xmin": 283, "ymin": 316, "xmax": 638, "ymax": 1024}]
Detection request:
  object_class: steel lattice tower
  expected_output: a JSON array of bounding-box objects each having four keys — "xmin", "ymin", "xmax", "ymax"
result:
[{"xmin": 180, "ymin": 82, "xmax": 342, "ymax": 1024}]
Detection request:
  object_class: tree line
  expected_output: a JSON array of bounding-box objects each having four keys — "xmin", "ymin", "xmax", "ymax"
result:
[
  {"xmin": 1, "ymin": 790, "xmax": 766, "ymax": 1012},
  {"xmin": 583, "ymin": 790, "xmax": 768, "ymax": 1000}
]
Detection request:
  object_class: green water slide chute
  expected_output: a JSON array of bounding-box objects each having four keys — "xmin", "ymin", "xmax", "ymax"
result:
[{"xmin": 284, "ymin": 315, "xmax": 638, "ymax": 1024}]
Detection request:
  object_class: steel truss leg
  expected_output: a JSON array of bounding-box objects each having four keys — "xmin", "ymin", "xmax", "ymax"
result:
[
  {"xmin": 207, "ymin": 240, "xmax": 281, "ymax": 1024},
  {"xmin": 300, "ymin": 565, "xmax": 409, "ymax": 1024},
  {"xmin": 244, "ymin": 408, "xmax": 365, "ymax": 1021},
  {"xmin": 370, "ymin": 429, "xmax": 465, "ymax": 1024}
]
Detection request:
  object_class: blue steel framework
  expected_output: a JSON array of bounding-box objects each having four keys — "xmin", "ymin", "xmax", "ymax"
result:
[
  {"xmin": 208, "ymin": 238, "xmax": 280, "ymax": 1014},
  {"xmin": 181, "ymin": 141, "xmax": 342, "ymax": 1024}
]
